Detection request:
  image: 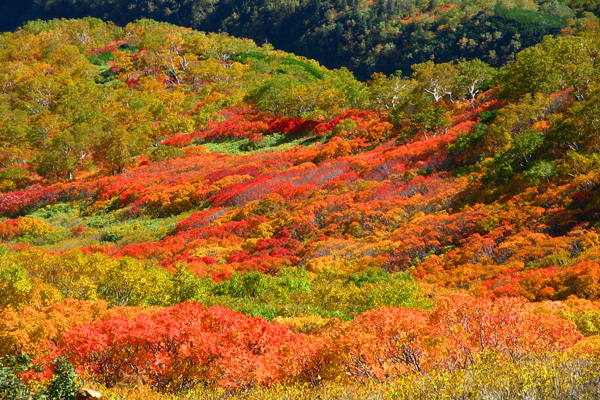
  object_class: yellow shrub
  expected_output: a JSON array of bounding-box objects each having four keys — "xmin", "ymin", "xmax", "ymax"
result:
[{"xmin": 16, "ymin": 217, "xmax": 53, "ymax": 238}]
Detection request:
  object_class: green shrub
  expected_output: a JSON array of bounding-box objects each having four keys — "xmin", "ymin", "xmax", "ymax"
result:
[
  {"xmin": 0, "ymin": 358, "xmax": 32, "ymax": 400},
  {"xmin": 45, "ymin": 358, "xmax": 80, "ymax": 400},
  {"xmin": 149, "ymin": 146, "xmax": 186, "ymax": 162}
]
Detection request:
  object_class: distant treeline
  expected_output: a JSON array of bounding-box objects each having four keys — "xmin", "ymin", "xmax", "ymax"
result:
[{"xmin": 1, "ymin": 0, "xmax": 598, "ymax": 79}]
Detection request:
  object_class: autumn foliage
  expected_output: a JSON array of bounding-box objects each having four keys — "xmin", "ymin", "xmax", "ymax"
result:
[
  {"xmin": 2, "ymin": 17, "xmax": 600, "ymax": 398},
  {"xmin": 11, "ymin": 296, "xmax": 574, "ymax": 391}
]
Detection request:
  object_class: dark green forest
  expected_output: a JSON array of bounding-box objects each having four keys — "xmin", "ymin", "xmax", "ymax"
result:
[{"xmin": 1, "ymin": 0, "xmax": 599, "ymax": 79}]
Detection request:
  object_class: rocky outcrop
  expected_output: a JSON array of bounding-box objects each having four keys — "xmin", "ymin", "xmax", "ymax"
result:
[{"xmin": 75, "ymin": 388, "xmax": 102, "ymax": 400}]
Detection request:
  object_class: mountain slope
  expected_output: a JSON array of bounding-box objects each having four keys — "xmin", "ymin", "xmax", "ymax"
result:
[{"xmin": 1, "ymin": 17, "xmax": 600, "ymax": 398}]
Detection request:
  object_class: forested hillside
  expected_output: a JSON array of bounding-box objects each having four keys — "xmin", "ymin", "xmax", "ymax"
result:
[
  {"xmin": 1, "ymin": 0, "xmax": 599, "ymax": 78},
  {"xmin": 2, "ymin": 17, "xmax": 600, "ymax": 399}
]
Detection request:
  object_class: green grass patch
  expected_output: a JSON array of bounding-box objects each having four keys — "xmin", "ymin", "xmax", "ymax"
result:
[{"xmin": 199, "ymin": 133, "xmax": 319, "ymax": 155}]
